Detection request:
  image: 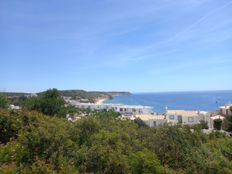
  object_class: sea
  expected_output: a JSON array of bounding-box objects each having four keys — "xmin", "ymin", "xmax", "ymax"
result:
[{"xmin": 104, "ymin": 90, "xmax": 232, "ymax": 113}]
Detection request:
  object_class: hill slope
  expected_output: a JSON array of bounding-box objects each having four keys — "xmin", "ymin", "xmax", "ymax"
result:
[{"xmin": 0, "ymin": 89, "xmax": 131, "ymax": 103}]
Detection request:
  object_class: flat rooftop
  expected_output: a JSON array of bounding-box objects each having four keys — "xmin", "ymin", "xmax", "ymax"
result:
[
  {"xmin": 73, "ymin": 102, "xmax": 153, "ymax": 109},
  {"xmin": 136, "ymin": 114, "xmax": 165, "ymax": 121},
  {"xmin": 166, "ymin": 110, "xmax": 199, "ymax": 117}
]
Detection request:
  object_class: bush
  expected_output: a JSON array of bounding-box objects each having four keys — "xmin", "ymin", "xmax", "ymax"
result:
[
  {"xmin": 0, "ymin": 115, "xmax": 19, "ymax": 144},
  {"xmin": 134, "ymin": 118, "xmax": 148, "ymax": 128},
  {"xmin": 214, "ymin": 119, "xmax": 223, "ymax": 130},
  {"xmin": 222, "ymin": 116, "xmax": 232, "ymax": 131},
  {"xmin": 25, "ymin": 89, "xmax": 64, "ymax": 117},
  {"xmin": 0, "ymin": 108, "xmax": 232, "ymax": 174},
  {"xmin": 0, "ymin": 95, "xmax": 9, "ymax": 109}
]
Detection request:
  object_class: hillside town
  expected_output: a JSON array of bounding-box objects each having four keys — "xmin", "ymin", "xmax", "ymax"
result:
[
  {"xmin": 4, "ymin": 92, "xmax": 232, "ymax": 132},
  {"xmin": 63, "ymin": 97, "xmax": 232, "ymax": 131}
]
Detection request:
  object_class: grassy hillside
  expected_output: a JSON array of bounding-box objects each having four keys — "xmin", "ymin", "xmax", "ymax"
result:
[{"xmin": 0, "ymin": 108, "xmax": 232, "ymax": 174}]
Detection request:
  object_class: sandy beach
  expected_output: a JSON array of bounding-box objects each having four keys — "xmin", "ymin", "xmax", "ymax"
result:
[{"xmin": 95, "ymin": 98, "xmax": 108, "ymax": 104}]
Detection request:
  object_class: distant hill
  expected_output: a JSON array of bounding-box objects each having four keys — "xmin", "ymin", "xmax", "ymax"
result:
[
  {"xmin": 57, "ymin": 90, "xmax": 131, "ymax": 97},
  {"xmin": 0, "ymin": 89, "xmax": 131, "ymax": 103},
  {"xmin": 54, "ymin": 90, "xmax": 131, "ymax": 103},
  {"xmin": 0, "ymin": 92, "xmax": 31, "ymax": 97}
]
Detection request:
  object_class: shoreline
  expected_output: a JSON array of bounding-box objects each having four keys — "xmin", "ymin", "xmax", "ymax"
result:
[
  {"xmin": 94, "ymin": 92, "xmax": 232, "ymax": 113},
  {"xmin": 95, "ymin": 98, "xmax": 109, "ymax": 104}
]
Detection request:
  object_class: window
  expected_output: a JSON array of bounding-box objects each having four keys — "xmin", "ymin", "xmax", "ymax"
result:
[
  {"xmin": 169, "ymin": 115, "xmax": 174, "ymax": 120},
  {"xmin": 178, "ymin": 115, "xmax": 182, "ymax": 123},
  {"xmin": 188, "ymin": 117, "xmax": 194, "ymax": 122},
  {"xmin": 153, "ymin": 121, "xmax": 157, "ymax": 126}
]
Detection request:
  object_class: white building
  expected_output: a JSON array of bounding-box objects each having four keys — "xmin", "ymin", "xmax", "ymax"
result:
[
  {"xmin": 67, "ymin": 98, "xmax": 219, "ymax": 129},
  {"xmin": 209, "ymin": 115, "xmax": 225, "ymax": 129},
  {"xmin": 135, "ymin": 114, "xmax": 167, "ymax": 127},
  {"xmin": 219, "ymin": 103, "xmax": 232, "ymax": 116},
  {"xmin": 112, "ymin": 104, "xmax": 153, "ymax": 114},
  {"xmin": 135, "ymin": 110, "xmax": 213, "ymax": 128},
  {"xmin": 166, "ymin": 109, "xmax": 210, "ymax": 126},
  {"xmin": 9, "ymin": 104, "xmax": 21, "ymax": 110},
  {"xmin": 25, "ymin": 93, "xmax": 37, "ymax": 98},
  {"xmin": 67, "ymin": 100, "xmax": 153, "ymax": 115}
]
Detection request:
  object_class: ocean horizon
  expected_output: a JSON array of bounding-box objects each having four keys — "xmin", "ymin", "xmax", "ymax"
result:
[{"xmin": 104, "ymin": 90, "xmax": 232, "ymax": 113}]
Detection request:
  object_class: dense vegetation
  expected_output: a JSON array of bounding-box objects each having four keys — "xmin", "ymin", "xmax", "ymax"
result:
[
  {"xmin": 0, "ymin": 108, "xmax": 232, "ymax": 174},
  {"xmin": 0, "ymin": 95, "xmax": 9, "ymax": 109},
  {"xmin": 1, "ymin": 89, "xmax": 232, "ymax": 173},
  {"xmin": 24, "ymin": 89, "xmax": 65, "ymax": 117},
  {"xmin": 223, "ymin": 116, "xmax": 232, "ymax": 132}
]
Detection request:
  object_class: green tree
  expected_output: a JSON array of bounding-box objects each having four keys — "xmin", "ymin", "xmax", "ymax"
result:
[
  {"xmin": 25, "ymin": 88, "xmax": 64, "ymax": 117},
  {"xmin": 24, "ymin": 96, "xmax": 41, "ymax": 112},
  {"xmin": 192, "ymin": 120, "xmax": 209, "ymax": 130},
  {"xmin": 222, "ymin": 116, "xmax": 232, "ymax": 131},
  {"xmin": 134, "ymin": 118, "xmax": 148, "ymax": 128},
  {"xmin": 199, "ymin": 120, "xmax": 209, "ymax": 129},
  {"xmin": 39, "ymin": 88, "xmax": 64, "ymax": 116},
  {"xmin": 0, "ymin": 95, "xmax": 9, "ymax": 109},
  {"xmin": 94, "ymin": 109, "xmax": 121, "ymax": 119},
  {"xmin": 0, "ymin": 116, "xmax": 17, "ymax": 144},
  {"xmin": 214, "ymin": 119, "xmax": 223, "ymax": 130}
]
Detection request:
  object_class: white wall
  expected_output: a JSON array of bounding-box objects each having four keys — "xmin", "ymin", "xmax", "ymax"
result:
[
  {"xmin": 144, "ymin": 119, "xmax": 167, "ymax": 127},
  {"xmin": 166, "ymin": 112, "xmax": 208, "ymax": 126}
]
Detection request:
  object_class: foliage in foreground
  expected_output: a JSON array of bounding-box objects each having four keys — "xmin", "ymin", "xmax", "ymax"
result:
[
  {"xmin": 24, "ymin": 88, "xmax": 65, "ymax": 116},
  {"xmin": 0, "ymin": 96, "xmax": 9, "ymax": 109},
  {"xmin": 0, "ymin": 109, "xmax": 232, "ymax": 174}
]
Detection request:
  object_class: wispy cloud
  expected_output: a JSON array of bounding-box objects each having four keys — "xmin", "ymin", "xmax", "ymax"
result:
[
  {"xmin": 164, "ymin": 0, "xmax": 232, "ymax": 43},
  {"xmin": 101, "ymin": 0, "xmax": 232, "ymax": 67},
  {"xmin": 1, "ymin": 0, "xmax": 231, "ymax": 91}
]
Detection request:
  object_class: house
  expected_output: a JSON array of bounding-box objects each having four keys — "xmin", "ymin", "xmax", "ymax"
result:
[
  {"xmin": 219, "ymin": 104, "xmax": 232, "ymax": 116},
  {"xmin": 25, "ymin": 93, "xmax": 37, "ymax": 98},
  {"xmin": 209, "ymin": 115, "xmax": 225, "ymax": 129},
  {"xmin": 68, "ymin": 100, "xmax": 153, "ymax": 115},
  {"xmin": 9, "ymin": 104, "xmax": 21, "ymax": 110},
  {"xmin": 135, "ymin": 114, "xmax": 167, "ymax": 127},
  {"xmin": 166, "ymin": 109, "xmax": 210, "ymax": 126},
  {"xmin": 113, "ymin": 105, "xmax": 153, "ymax": 114}
]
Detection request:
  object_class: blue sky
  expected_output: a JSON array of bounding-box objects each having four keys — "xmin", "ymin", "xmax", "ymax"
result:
[{"xmin": 1, "ymin": 0, "xmax": 232, "ymax": 93}]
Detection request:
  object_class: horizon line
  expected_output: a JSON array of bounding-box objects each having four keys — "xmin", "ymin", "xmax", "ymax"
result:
[{"xmin": 1, "ymin": 88, "xmax": 232, "ymax": 94}]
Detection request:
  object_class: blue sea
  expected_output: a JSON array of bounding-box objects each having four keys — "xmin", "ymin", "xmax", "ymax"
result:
[{"xmin": 104, "ymin": 91, "xmax": 232, "ymax": 113}]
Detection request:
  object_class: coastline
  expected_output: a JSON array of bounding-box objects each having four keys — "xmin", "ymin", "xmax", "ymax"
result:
[
  {"xmin": 95, "ymin": 93, "xmax": 131, "ymax": 104},
  {"xmin": 95, "ymin": 98, "xmax": 109, "ymax": 104},
  {"xmin": 100, "ymin": 91, "xmax": 232, "ymax": 113},
  {"xmin": 95, "ymin": 94, "xmax": 126, "ymax": 104}
]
